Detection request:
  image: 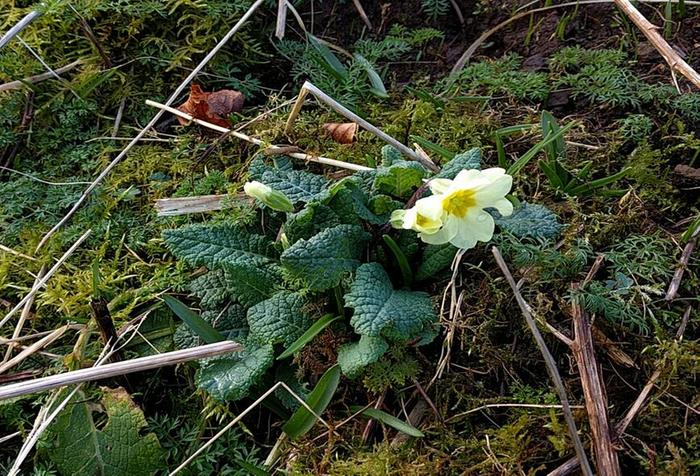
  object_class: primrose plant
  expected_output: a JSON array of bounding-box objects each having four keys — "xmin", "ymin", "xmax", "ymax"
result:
[{"xmin": 162, "ymin": 146, "xmax": 563, "ymax": 404}]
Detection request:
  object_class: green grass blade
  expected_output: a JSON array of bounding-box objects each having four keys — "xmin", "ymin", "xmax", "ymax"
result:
[
  {"xmin": 283, "ymin": 365, "xmax": 341, "ymax": 440},
  {"xmin": 277, "ymin": 314, "xmax": 341, "ymax": 360},
  {"xmin": 507, "ymin": 122, "xmax": 574, "ymax": 176},
  {"xmin": 538, "ymin": 159, "xmax": 565, "ymax": 189},
  {"xmin": 352, "ymin": 407, "xmax": 424, "ymax": 437},
  {"xmin": 409, "ymin": 135, "xmax": 454, "ymax": 160},
  {"xmin": 354, "ymin": 53, "xmax": 388, "ymax": 98},
  {"xmin": 234, "ymin": 459, "xmax": 270, "ymax": 476},
  {"xmin": 162, "ymin": 295, "xmax": 225, "ymax": 344},
  {"xmin": 568, "ymin": 167, "xmax": 629, "ymax": 195},
  {"xmin": 307, "ymin": 33, "xmax": 348, "ymax": 82},
  {"xmin": 382, "ymin": 235, "xmax": 413, "ymax": 286}
]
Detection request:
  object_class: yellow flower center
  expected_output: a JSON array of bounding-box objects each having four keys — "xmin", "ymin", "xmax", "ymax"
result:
[
  {"xmin": 442, "ymin": 189, "xmax": 476, "ymax": 218},
  {"xmin": 416, "ymin": 214, "xmax": 432, "ymax": 227}
]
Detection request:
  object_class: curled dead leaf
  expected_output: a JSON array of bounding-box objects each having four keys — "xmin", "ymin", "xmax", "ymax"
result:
[
  {"xmin": 323, "ymin": 122, "xmax": 357, "ymax": 144},
  {"xmin": 176, "ymin": 84, "xmax": 244, "ymax": 128}
]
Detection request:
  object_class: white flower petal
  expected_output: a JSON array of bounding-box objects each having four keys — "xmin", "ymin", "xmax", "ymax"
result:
[
  {"xmin": 453, "ymin": 169, "xmax": 482, "ymax": 186},
  {"xmin": 473, "ymin": 178, "xmax": 512, "ymax": 208},
  {"xmin": 449, "ymin": 210, "xmax": 495, "ymax": 249},
  {"xmin": 492, "ymin": 198, "xmax": 514, "ymax": 216},
  {"xmin": 428, "ymin": 178, "xmax": 452, "ymax": 195},
  {"xmin": 414, "ymin": 195, "xmax": 444, "ymax": 221},
  {"xmin": 419, "ymin": 216, "xmax": 458, "ymax": 245}
]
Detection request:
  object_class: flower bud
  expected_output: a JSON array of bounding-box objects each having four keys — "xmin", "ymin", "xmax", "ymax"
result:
[{"xmin": 244, "ymin": 181, "xmax": 294, "ymax": 212}]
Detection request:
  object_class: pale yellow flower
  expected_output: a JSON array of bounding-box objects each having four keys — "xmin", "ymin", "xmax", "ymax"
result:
[
  {"xmin": 407, "ymin": 168, "xmax": 513, "ymax": 250},
  {"xmin": 244, "ymin": 181, "xmax": 294, "ymax": 212}
]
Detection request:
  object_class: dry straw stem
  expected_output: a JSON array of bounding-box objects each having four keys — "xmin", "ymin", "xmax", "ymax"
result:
[
  {"xmin": 0, "ymin": 325, "xmax": 69, "ymax": 375},
  {"xmin": 146, "ymin": 99, "xmax": 372, "ymax": 172},
  {"xmin": 0, "ymin": 340, "xmax": 242, "ymax": 400},
  {"xmin": 0, "ymin": 59, "xmax": 84, "ymax": 92},
  {"xmin": 0, "ymin": 229, "xmax": 92, "ymax": 329},
  {"xmin": 351, "ymin": 0, "xmax": 373, "ymax": 30},
  {"xmin": 0, "ymin": 9, "xmax": 41, "ymax": 50},
  {"xmin": 35, "ymin": 0, "xmax": 267, "ymax": 251},
  {"xmin": 665, "ymin": 226, "xmax": 698, "ymax": 300},
  {"xmin": 570, "ymin": 289, "xmax": 621, "ymax": 476},
  {"xmin": 613, "ymin": 0, "xmax": 700, "ymax": 89},
  {"xmin": 275, "ymin": 0, "xmax": 288, "ymax": 39},
  {"xmin": 285, "ymin": 81, "xmax": 439, "ymax": 172},
  {"xmin": 491, "ymin": 246, "xmax": 594, "ymax": 476},
  {"xmin": 3, "ymin": 266, "xmax": 46, "ymax": 364},
  {"xmin": 548, "ymin": 305, "xmax": 693, "ymax": 476},
  {"xmin": 155, "ymin": 193, "xmax": 244, "ymax": 216}
]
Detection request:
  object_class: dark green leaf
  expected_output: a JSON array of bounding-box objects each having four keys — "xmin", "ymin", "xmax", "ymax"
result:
[
  {"xmin": 283, "ymin": 365, "xmax": 341, "ymax": 440},
  {"xmin": 278, "ymin": 314, "xmax": 341, "ymax": 360},
  {"xmin": 162, "ymin": 295, "xmax": 224, "ymax": 344}
]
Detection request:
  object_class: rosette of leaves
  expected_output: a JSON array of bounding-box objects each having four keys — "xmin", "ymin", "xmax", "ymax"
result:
[{"xmin": 162, "ymin": 149, "xmax": 564, "ymax": 400}]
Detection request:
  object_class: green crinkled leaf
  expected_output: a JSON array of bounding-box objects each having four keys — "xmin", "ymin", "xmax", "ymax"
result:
[
  {"xmin": 495, "ymin": 202, "xmax": 564, "ymax": 241},
  {"xmin": 381, "ymin": 145, "xmax": 403, "ymax": 166},
  {"xmin": 190, "ymin": 269, "xmax": 233, "ymax": 309},
  {"xmin": 247, "ymin": 291, "xmax": 311, "ymax": 347},
  {"xmin": 196, "ymin": 343, "xmax": 275, "ymax": 401},
  {"xmin": 337, "ymin": 335, "xmax": 389, "ymax": 378},
  {"xmin": 415, "ymin": 244, "xmax": 458, "ymax": 281},
  {"xmin": 44, "ymin": 388, "xmax": 166, "ymax": 476},
  {"xmin": 250, "ymin": 155, "xmax": 329, "ymax": 203},
  {"xmin": 345, "ymin": 263, "xmax": 437, "ymax": 341},
  {"xmin": 433, "ymin": 148, "xmax": 482, "ymax": 179},
  {"xmin": 285, "ymin": 202, "xmax": 342, "ymax": 243},
  {"xmin": 174, "ymin": 304, "xmax": 248, "ymax": 350},
  {"xmin": 281, "ymin": 224, "xmax": 370, "ymax": 291},
  {"xmin": 328, "ymin": 182, "xmax": 385, "ymax": 225},
  {"xmin": 368, "ymin": 195, "xmax": 404, "ymax": 222},
  {"xmin": 373, "ymin": 160, "xmax": 427, "ymax": 198},
  {"xmin": 163, "ymin": 223, "xmax": 276, "ymax": 269},
  {"xmin": 223, "ymin": 263, "xmax": 280, "ymax": 308}
]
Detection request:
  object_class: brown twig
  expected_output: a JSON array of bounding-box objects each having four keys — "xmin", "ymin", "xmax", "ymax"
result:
[
  {"xmin": 613, "ymin": 0, "xmax": 700, "ymax": 89},
  {"xmin": 492, "ymin": 247, "xmax": 594, "ymax": 476},
  {"xmin": 570, "ymin": 286, "xmax": 621, "ymax": 476}
]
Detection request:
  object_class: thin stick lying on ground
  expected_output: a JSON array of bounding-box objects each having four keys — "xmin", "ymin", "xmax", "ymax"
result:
[
  {"xmin": 0, "ymin": 244, "xmax": 36, "ymax": 262},
  {"xmin": 3, "ymin": 266, "xmax": 46, "ymax": 364},
  {"xmin": 0, "ymin": 325, "xmax": 69, "ymax": 375},
  {"xmin": 0, "ymin": 59, "xmax": 84, "ymax": 92},
  {"xmin": 352, "ymin": 0, "xmax": 373, "ymax": 29},
  {"xmin": 0, "ymin": 230, "xmax": 92, "ymax": 329},
  {"xmin": 155, "ymin": 193, "xmax": 245, "ymax": 216},
  {"xmin": 0, "ymin": 10, "xmax": 42, "ymax": 50},
  {"xmin": 146, "ymin": 99, "xmax": 372, "ymax": 172},
  {"xmin": 492, "ymin": 247, "xmax": 594, "ymax": 476},
  {"xmin": 613, "ymin": 0, "xmax": 700, "ymax": 89},
  {"xmin": 0, "ymin": 340, "xmax": 242, "ymax": 400},
  {"xmin": 548, "ymin": 306, "xmax": 692, "ymax": 476},
  {"xmin": 35, "ymin": 0, "xmax": 266, "ymax": 251},
  {"xmin": 570, "ymin": 287, "xmax": 621, "ymax": 476},
  {"xmin": 665, "ymin": 234, "xmax": 697, "ymax": 301},
  {"xmin": 275, "ymin": 0, "xmax": 288, "ymax": 39},
  {"xmin": 447, "ymin": 403, "xmax": 586, "ymax": 422},
  {"xmin": 285, "ymin": 81, "xmax": 439, "ymax": 171}
]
